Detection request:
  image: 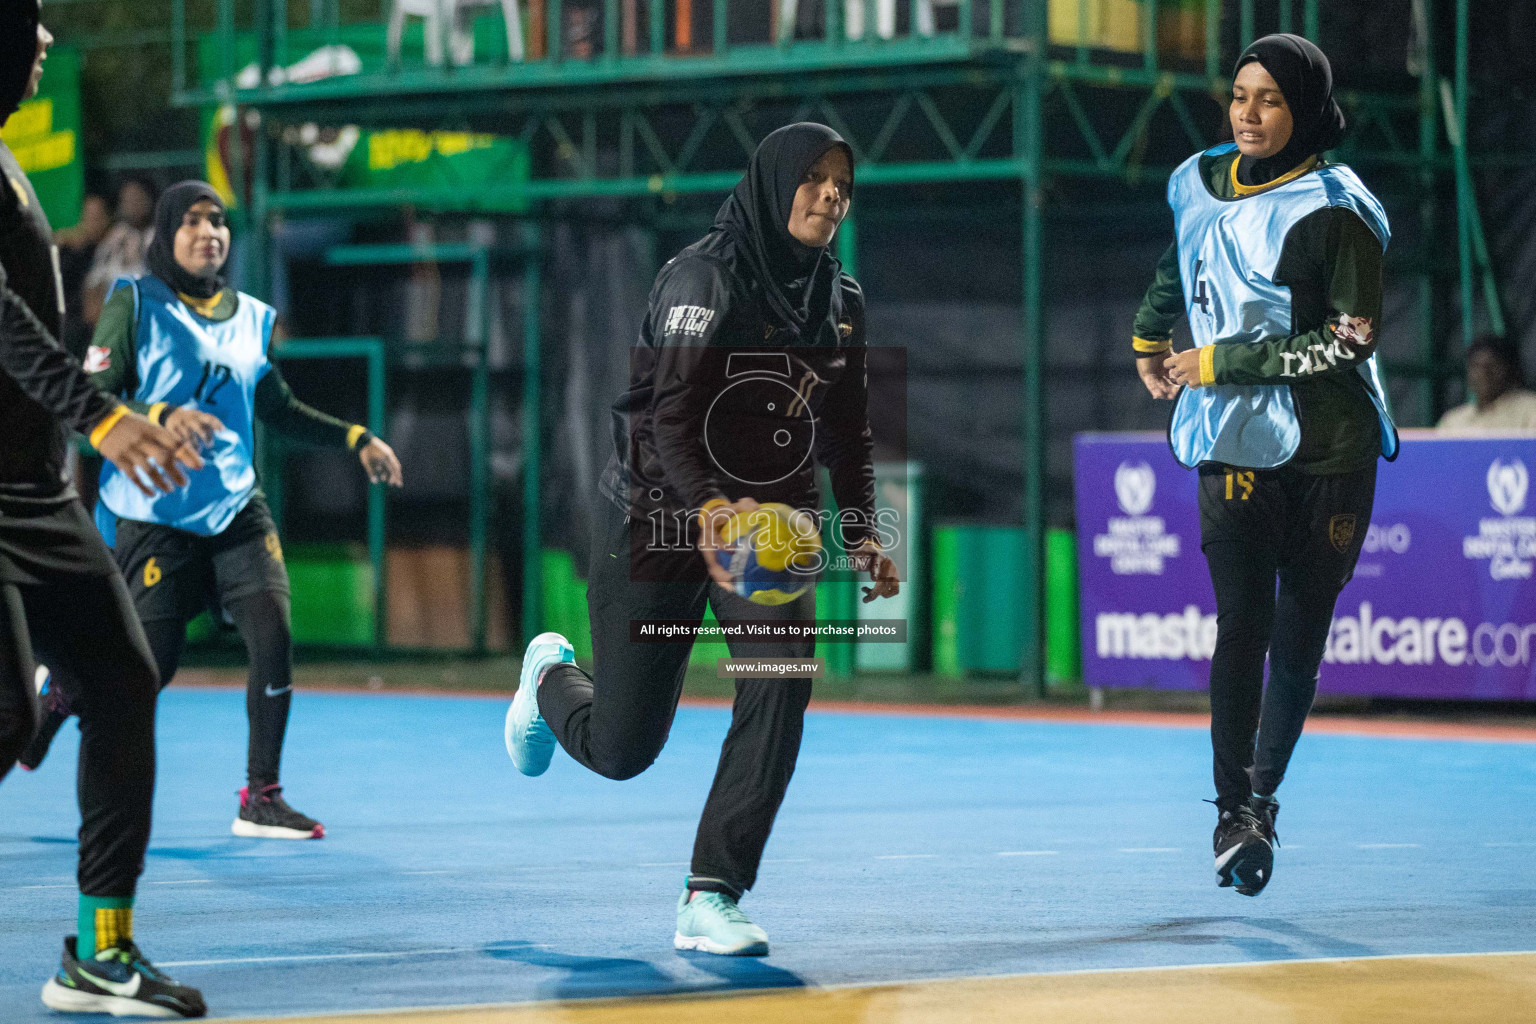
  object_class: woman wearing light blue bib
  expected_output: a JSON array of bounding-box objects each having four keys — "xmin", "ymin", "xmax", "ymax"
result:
[
  {"xmin": 1132, "ymin": 35, "xmax": 1394, "ymax": 898},
  {"xmin": 24, "ymin": 182, "xmax": 403, "ymax": 842}
]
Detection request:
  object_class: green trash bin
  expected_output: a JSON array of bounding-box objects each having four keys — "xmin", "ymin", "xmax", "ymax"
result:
[
  {"xmin": 932, "ymin": 524, "xmax": 1025, "ymax": 676},
  {"xmin": 931, "ymin": 525, "xmax": 1081, "ymax": 682}
]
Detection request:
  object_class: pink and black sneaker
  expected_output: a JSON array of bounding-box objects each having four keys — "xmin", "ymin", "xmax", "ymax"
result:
[{"xmin": 232, "ymin": 784, "xmax": 325, "ymax": 839}]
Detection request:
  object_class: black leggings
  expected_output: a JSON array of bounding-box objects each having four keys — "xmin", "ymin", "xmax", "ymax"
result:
[
  {"xmin": 1199, "ymin": 462, "xmax": 1376, "ymax": 805},
  {"xmin": 0, "ymin": 573, "xmax": 157, "ymax": 898},
  {"xmin": 537, "ymin": 501, "xmax": 814, "ymax": 899},
  {"xmin": 144, "ymin": 590, "xmax": 293, "ymax": 789}
]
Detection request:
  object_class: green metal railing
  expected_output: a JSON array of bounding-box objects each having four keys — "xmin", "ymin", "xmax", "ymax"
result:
[
  {"xmin": 265, "ymin": 336, "xmax": 390, "ymax": 650},
  {"xmin": 322, "ymin": 243, "xmax": 492, "ymax": 654},
  {"xmin": 160, "ymin": 0, "xmax": 1503, "ymax": 688},
  {"xmin": 319, "ymin": 240, "xmax": 544, "ymax": 654}
]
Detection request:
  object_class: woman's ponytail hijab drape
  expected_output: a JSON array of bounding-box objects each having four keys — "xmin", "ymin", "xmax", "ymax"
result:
[
  {"xmin": 713, "ymin": 122, "xmax": 854, "ymax": 338},
  {"xmin": 1234, "ymin": 34, "xmax": 1346, "ymax": 186}
]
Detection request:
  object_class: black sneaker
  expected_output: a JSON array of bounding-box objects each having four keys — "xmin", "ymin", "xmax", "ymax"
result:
[
  {"xmin": 41, "ymin": 936, "xmax": 206, "ymax": 1018},
  {"xmin": 1213, "ymin": 799, "xmax": 1274, "ymax": 896},
  {"xmin": 231, "ymin": 784, "xmax": 325, "ymax": 839}
]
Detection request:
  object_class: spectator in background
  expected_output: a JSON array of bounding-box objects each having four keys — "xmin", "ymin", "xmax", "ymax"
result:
[
  {"xmin": 53, "ymin": 192, "xmax": 110, "ymax": 359},
  {"xmin": 1437, "ymin": 335, "xmax": 1536, "ymax": 434},
  {"xmin": 81, "ymin": 176, "xmax": 155, "ymax": 328}
]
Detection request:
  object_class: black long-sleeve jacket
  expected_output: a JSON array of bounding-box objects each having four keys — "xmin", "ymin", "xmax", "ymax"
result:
[
  {"xmin": 0, "ymin": 141, "xmax": 118, "ymax": 498},
  {"xmin": 599, "ymin": 229, "xmax": 877, "ymax": 547}
]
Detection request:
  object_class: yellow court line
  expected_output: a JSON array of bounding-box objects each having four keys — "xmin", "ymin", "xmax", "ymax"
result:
[{"xmin": 226, "ymin": 951, "xmax": 1536, "ymax": 1024}]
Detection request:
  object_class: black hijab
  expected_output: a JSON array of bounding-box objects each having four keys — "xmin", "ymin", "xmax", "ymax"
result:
[
  {"xmin": 147, "ymin": 180, "xmax": 227, "ymax": 300},
  {"xmin": 1, "ymin": 0, "xmax": 42, "ymax": 122},
  {"xmin": 1233, "ymin": 34, "xmax": 1346, "ymax": 187},
  {"xmin": 713, "ymin": 122, "xmax": 853, "ymax": 338}
]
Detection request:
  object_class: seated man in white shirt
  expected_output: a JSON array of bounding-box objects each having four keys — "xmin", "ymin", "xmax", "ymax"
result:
[{"xmin": 1437, "ymin": 336, "xmax": 1536, "ymax": 434}]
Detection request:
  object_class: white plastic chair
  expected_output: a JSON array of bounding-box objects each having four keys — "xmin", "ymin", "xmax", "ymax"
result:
[
  {"xmin": 388, "ymin": 0, "xmax": 525, "ymax": 66},
  {"xmin": 777, "ymin": 0, "xmax": 962, "ymax": 42}
]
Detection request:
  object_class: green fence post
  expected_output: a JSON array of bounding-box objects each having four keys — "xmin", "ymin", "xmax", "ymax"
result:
[
  {"xmin": 172, "ymin": 0, "xmax": 187, "ymax": 96},
  {"xmin": 522, "ymin": 226, "xmax": 544, "ymax": 647},
  {"xmin": 469, "ymin": 247, "xmax": 491, "ymax": 654},
  {"xmin": 1417, "ymin": 0, "xmax": 1438, "ymax": 421},
  {"xmin": 931, "ymin": 527, "xmax": 960, "ymax": 676},
  {"xmin": 1019, "ymin": 0, "xmax": 1047, "ymax": 697},
  {"xmin": 1204, "ymin": 0, "xmax": 1219, "ymax": 81},
  {"xmin": 821, "ymin": 215, "xmax": 861, "ymax": 679},
  {"xmin": 367, "ymin": 341, "xmax": 388, "ymax": 651},
  {"xmin": 1142, "ymin": 0, "xmax": 1156, "ymax": 73}
]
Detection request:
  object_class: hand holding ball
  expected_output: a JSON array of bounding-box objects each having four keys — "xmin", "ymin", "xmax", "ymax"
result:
[{"xmin": 715, "ymin": 503, "xmax": 822, "ymax": 606}]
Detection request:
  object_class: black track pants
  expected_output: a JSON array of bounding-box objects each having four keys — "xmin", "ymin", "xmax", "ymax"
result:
[
  {"xmin": 1199, "ymin": 462, "xmax": 1376, "ymax": 806},
  {"xmin": 0, "ymin": 573, "xmax": 157, "ymax": 897},
  {"xmin": 537, "ymin": 501, "xmax": 814, "ymax": 898}
]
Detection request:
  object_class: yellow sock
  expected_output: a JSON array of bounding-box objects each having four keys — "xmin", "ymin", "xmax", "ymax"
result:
[{"xmin": 78, "ymin": 897, "xmax": 133, "ymax": 955}]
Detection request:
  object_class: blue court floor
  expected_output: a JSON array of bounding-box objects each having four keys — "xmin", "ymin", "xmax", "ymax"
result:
[{"xmin": 1, "ymin": 689, "xmax": 1533, "ymax": 1021}]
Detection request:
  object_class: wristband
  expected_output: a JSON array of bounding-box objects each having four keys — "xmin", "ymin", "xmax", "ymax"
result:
[
  {"xmin": 1198, "ymin": 345, "xmax": 1216, "ymax": 387},
  {"xmin": 148, "ymin": 402, "xmax": 169, "ymax": 426},
  {"xmin": 88, "ymin": 405, "xmax": 129, "ymax": 449},
  {"xmin": 346, "ymin": 425, "xmax": 372, "ymax": 450},
  {"xmin": 1133, "ymin": 336, "xmax": 1173, "ymax": 355}
]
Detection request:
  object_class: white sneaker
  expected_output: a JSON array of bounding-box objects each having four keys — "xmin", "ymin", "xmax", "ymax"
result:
[
  {"xmin": 673, "ymin": 889, "xmax": 769, "ymax": 956},
  {"xmin": 504, "ymin": 631, "xmax": 574, "ymax": 776}
]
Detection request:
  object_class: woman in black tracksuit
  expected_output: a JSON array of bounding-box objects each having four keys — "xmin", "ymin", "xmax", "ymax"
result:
[{"xmin": 506, "ymin": 122, "xmax": 898, "ymax": 955}]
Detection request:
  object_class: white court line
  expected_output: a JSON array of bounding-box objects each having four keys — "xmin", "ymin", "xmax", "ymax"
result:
[
  {"xmin": 1119, "ymin": 848, "xmax": 1179, "ymax": 853},
  {"xmin": 17, "ymin": 884, "xmax": 73, "ymax": 890},
  {"xmin": 761, "ymin": 858, "xmax": 812, "ymax": 864},
  {"xmin": 635, "ymin": 862, "xmax": 690, "ymax": 868},
  {"xmin": 875, "ymin": 854, "xmax": 939, "ymax": 860},
  {"xmin": 150, "ymin": 879, "xmax": 213, "ymax": 886},
  {"xmin": 1357, "ymin": 843, "xmax": 1421, "ymax": 849},
  {"xmin": 996, "ymin": 850, "xmax": 1060, "ymax": 857}
]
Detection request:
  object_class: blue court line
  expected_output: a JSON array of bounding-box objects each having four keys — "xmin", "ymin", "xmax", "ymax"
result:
[{"xmin": 1, "ymin": 690, "xmax": 1533, "ymax": 1020}]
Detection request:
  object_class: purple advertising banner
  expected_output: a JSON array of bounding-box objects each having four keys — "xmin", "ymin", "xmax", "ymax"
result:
[{"xmin": 1074, "ymin": 431, "xmax": 1536, "ymax": 700}]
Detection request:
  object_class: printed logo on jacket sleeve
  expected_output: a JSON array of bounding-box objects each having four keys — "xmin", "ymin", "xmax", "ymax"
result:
[{"xmin": 663, "ymin": 305, "xmax": 716, "ymax": 339}]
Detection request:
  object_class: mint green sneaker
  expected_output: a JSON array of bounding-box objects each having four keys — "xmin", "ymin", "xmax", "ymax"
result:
[
  {"xmin": 504, "ymin": 631, "xmax": 574, "ymax": 776},
  {"xmin": 673, "ymin": 889, "xmax": 769, "ymax": 956}
]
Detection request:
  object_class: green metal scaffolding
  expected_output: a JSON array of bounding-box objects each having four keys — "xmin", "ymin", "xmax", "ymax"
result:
[{"xmin": 158, "ymin": 0, "xmax": 1502, "ymax": 681}]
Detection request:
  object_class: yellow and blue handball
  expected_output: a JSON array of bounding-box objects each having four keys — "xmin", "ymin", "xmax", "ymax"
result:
[{"xmin": 719, "ymin": 503, "xmax": 823, "ymax": 606}]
